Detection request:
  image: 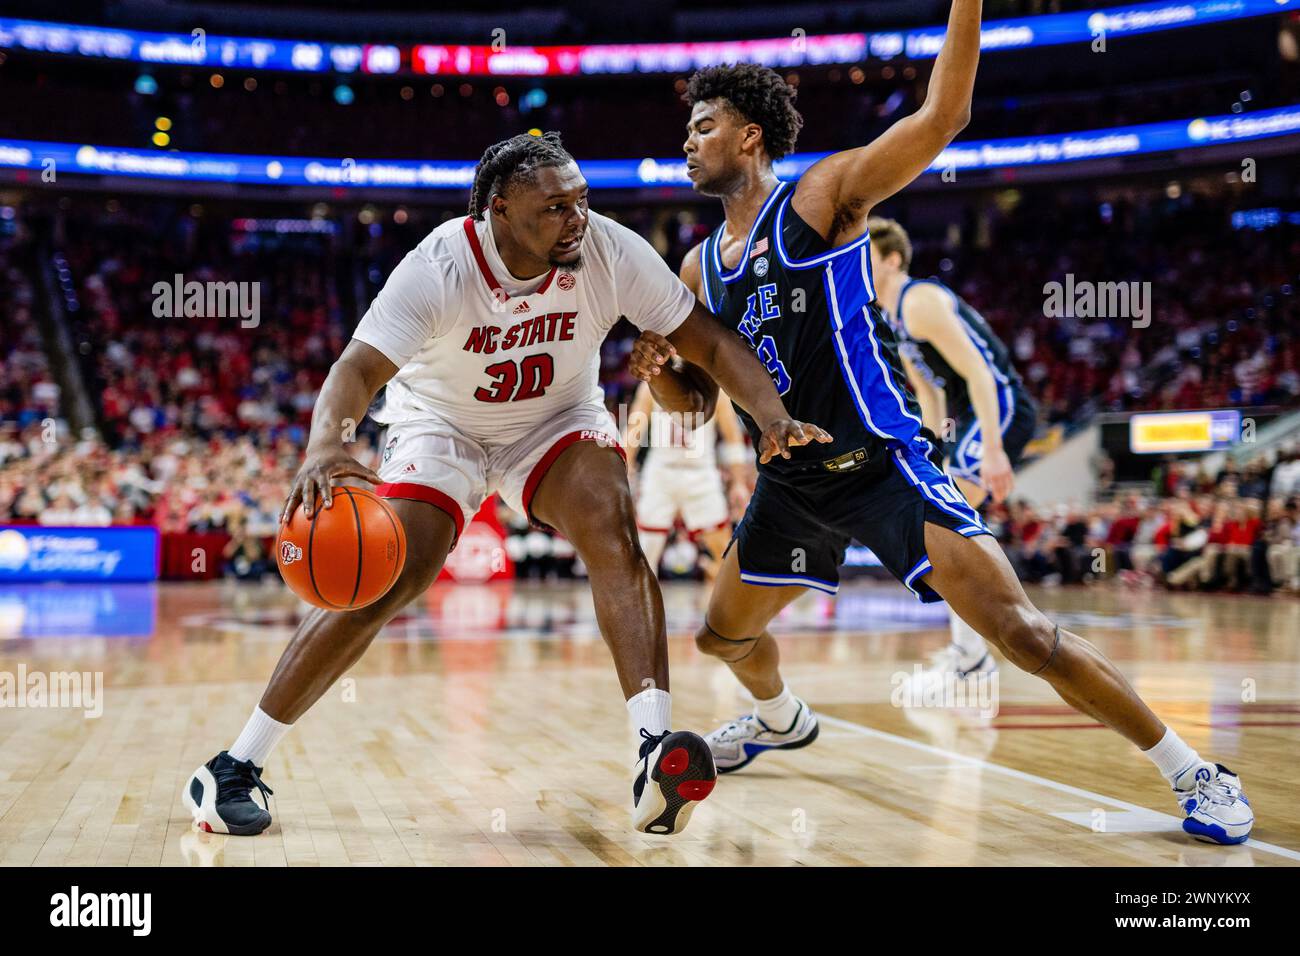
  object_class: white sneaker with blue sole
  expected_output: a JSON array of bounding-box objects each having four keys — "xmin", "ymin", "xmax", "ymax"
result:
[
  {"xmin": 1174, "ymin": 761, "xmax": 1253, "ymax": 845},
  {"xmin": 704, "ymin": 701, "xmax": 819, "ymax": 774}
]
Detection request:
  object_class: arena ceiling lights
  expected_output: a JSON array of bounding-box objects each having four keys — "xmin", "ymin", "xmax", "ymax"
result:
[{"xmin": 0, "ymin": 0, "xmax": 1292, "ymax": 78}]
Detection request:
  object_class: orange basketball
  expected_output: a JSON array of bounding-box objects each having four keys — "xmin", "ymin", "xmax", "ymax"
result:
[{"xmin": 275, "ymin": 485, "xmax": 406, "ymax": 610}]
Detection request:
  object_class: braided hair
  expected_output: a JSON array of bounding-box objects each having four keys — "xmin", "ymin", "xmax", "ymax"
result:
[{"xmin": 467, "ymin": 132, "xmax": 574, "ymax": 220}]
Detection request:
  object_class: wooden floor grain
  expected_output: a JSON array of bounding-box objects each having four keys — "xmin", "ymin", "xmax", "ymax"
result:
[{"xmin": 1, "ymin": 579, "xmax": 1296, "ymax": 866}]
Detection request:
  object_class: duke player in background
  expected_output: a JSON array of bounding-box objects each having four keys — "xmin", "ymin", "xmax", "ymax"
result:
[
  {"xmin": 630, "ymin": 0, "xmax": 1253, "ymax": 844},
  {"xmin": 868, "ymin": 216, "xmax": 1039, "ymax": 695},
  {"xmin": 624, "ymin": 379, "xmax": 752, "ymax": 579},
  {"xmin": 183, "ymin": 132, "xmax": 829, "ymax": 839}
]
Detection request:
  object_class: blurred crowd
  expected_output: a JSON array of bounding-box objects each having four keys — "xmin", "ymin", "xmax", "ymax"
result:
[
  {"xmin": 1, "ymin": 187, "xmax": 1298, "ymax": 592},
  {"xmin": 917, "ymin": 194, "xmax": 1300, "ymax": 428},
  {"xmin": 0, "ymin": 241, "xmax": 62, "ymax": 432},
  {"xmin": 6, "ymin": 418, "xmax": 1298, "ymax": 594},
  {"xmin": 57, "ymin": 211, "xmax": 347, "ymax": 450},
  {"xmin": 988, "ymin": 445, "xmax": 1300, "ymax": 595},
  {"xmin": 3, "ymin": 5, "xmax": 1292, "ymax": 163},
  {"xmin": 0, "ymin": 424, "xmax": 313, "ymax": 578}
]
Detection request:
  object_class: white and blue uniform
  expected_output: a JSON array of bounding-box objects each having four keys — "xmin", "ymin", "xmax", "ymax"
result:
[{"xmin": 891, "ymin": 277, "xmax": 1037, "ymax": 482}]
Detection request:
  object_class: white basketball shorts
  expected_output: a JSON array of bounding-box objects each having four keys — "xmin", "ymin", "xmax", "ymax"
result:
[
  {"xmin": 374, "ymin": 400, "xmax": 624, "ymax": 540},
  {"xmin": 635, "ymin": 458, "xmax": 729, "ymax": 534}
]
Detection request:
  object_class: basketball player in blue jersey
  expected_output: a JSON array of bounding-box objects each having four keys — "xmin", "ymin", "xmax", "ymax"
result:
[
  {"xmin": 868, "ymin": 216, "xmax": 1039, "ymax": 694},
  {"xmin": 630, "ymin": 0, "xmax": 1252, "ymax": 844}
]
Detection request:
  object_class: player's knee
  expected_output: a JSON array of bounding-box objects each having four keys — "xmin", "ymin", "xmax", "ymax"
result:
[
  {"xmin": 694, "ymin": 623, "xmax": 755, "ymax": 662},
  {"xmin": 562, "ymin": 499, "xmax": 643, "ymax": 568},
  {"xmin": 361, "ymin": 559, "xmax": 440, "ymax": 617},
  {"xmin": 989, "ymin": 605, "xmax": 1056, "ymax": 672},
  {"xmin": 694, "ymin": 625, "xmax": 722, "ymax": 657}
]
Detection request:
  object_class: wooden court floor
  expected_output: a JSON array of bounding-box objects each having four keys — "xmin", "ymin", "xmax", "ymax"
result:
[{"xmin": 0, "ymin": 577, "xmax": 1296, "ymax": 866}]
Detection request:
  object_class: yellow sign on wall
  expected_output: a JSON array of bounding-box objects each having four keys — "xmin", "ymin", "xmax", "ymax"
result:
[{"xmin": 1129, "ymin": 410, "xmax": 1241, "ymax": 454}]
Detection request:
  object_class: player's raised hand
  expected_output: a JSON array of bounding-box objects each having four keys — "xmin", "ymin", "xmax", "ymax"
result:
[
  {"xmin": 756, "ymin": 419, "xmax": 833, "ymax": 464},
  {"xmin": 281, "ymin": 445, "xmax": 382, "ymax": 524},
  {"xmin": 628, "ymin": 330, "xmax": 677, "ymax": 382}
]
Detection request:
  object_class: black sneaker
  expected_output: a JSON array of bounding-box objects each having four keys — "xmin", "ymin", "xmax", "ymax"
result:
[
  {"xmin": 632, "ymin": 729, "xmax": 716, "ymax": 834},
  {"xmin": 182, "ymin": 751, "xmax": 274, "ymax": 835}
]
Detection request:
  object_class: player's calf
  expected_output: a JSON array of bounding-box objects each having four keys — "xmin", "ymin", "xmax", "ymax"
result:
[
  {"xmin": 971, "ymin": 596, "xmax": 1255, "ymax": 845},
  {"xmin": 694, "ymin": 621, "xmax": 819, "ymax": 772}
]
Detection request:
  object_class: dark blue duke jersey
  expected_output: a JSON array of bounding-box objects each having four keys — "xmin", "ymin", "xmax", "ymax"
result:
[{"xmin": 697, "ymin": 179, "xmax": 925, "ymax": 477}]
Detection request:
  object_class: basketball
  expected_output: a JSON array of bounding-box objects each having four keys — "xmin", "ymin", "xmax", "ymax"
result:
[{"xmin": 275, "ymin": 486, "xmax": 406, "ymax": 610}]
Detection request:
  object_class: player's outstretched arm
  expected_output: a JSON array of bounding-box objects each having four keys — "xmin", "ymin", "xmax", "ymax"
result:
[
  {"xmin": 904, "ymin": 284, "xmax": 1013, "ymax": 502},
  {"xmin": 791, "ymin": 0, "xmax": 983, "ymax": 241},
  {"xmin": 622, "ymin": 236, "xmax": 829, "ymax": 462},
  {"xmin": 280, "ymin": 340, "xmax": 397, "ymax": 524},
  {"xmin": 644, "ymin": 302, "xmax": 832, "ymax": 464},
  {"xmin": 632, "ymin": 242, "xmax": 722, "ymax": 418},
  {"xmin": 901, "ymin": 351, "xmax": 946, "ymax": 436}
]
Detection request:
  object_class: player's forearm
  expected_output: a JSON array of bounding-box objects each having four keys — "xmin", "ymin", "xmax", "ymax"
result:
[
  {"xmin": 922, "ymin": 0, "xmax": 983, "ymax": 134},
  {"xmin": 305, "ymin": 359, "xmax": 379, "ymax": 452},
  {"xmin": 698, "ymin": 333, "xmax": 789, "ymax": 431},
  {"xmin": 645, "ymin": 363, "xmax": 712, "ymax": 416},
  {"xmin": 966, "ymin": 368, "xmax": 1004, "ymax": 454},
  {"xmin": 916, "ymin": 385, "xmax": 943, "ymax": 435}
]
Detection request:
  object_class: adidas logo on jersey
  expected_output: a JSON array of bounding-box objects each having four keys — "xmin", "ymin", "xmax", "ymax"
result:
[{"xmin": 513, "ymin": 301, "xmax": 531, "ymax": 314}]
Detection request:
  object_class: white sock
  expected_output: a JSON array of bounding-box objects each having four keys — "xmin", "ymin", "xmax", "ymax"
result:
[
  {"xmin": 228, "ymin": 707, "xmax": 292, "ymax": 767},
  {"xmin": 627, "ymin": 688, "xmax": 672, "ymax": 741},
  {"xmin": 754, "ymin": 683, "xmax": 801, "ymax": 733},
  {"xmin": 1143, "ymin": 727, "xmax": 1202, "ymax": 786},
  {"xmin": 949, "ymin": 611, "xmax": 988, "ymax": 665}
]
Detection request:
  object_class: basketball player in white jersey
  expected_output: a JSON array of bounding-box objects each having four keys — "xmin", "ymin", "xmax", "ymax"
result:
[
  {"xmin": 183, "ymin": 132, "xmax": 830, "ymax": 838},
  {"xmin": 625, "ymin": 380, "xmax": 751, "ymax": 577}
]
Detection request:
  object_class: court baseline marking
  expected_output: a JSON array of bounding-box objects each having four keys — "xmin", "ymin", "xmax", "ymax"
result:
[{"xmin": 817, "ymin": 713, "xmax": 1300, "ymax": 862}]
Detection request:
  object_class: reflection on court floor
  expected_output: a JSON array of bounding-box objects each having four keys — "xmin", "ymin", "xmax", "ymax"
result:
[{"xmin": 0, "ymin": 578, "xmax": 1296, "ymax": 866}]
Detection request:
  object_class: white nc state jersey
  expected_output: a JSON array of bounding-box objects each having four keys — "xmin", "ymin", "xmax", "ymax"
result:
[
  {"xmin": 354, "ymin": 210, "xmax": 694, "ymax": 444},
  {"xmin": 646, "ymin": 407, "xmax": 717, "ymax": 468}
]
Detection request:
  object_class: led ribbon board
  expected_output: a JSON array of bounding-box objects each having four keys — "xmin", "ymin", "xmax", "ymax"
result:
[
  {"xmin": 2, "ymin": 105, "xmax": 1298, "ymax": 188},
  {"xmin": 0, "ymin": 1, "xmax": 1292, "ymax": 75}
]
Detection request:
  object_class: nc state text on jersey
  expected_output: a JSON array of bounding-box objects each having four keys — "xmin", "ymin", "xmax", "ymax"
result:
[{"xmin": 463, "ymin": 312, "xmax": 578, "ymax": 354}]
